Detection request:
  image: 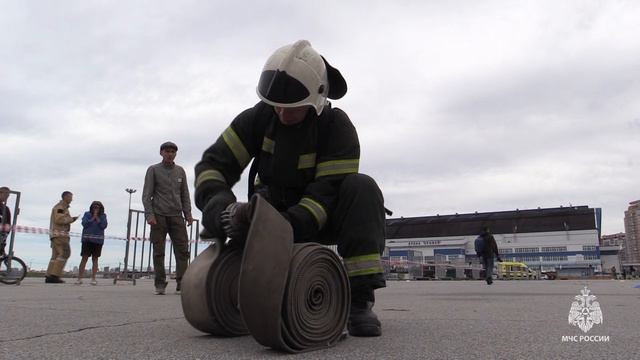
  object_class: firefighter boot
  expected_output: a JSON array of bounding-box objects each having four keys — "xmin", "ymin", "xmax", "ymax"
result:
[
  {"xmin": 348, "ymin": 287, "xmax": 381, "ymax": 337},
  {"xmin": 50, "ymin": 258, "xmax": 68, "ymax": 278}
]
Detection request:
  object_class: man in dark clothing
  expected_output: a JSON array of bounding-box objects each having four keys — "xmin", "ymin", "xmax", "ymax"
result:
[
  {"xmin": 0, "ymin": 187, "xmax": 12, "ymax": 254},
  {"xmin": 195, "ymin": 40, "xmax": 387, "ymax": 337},
  {"xmin": 479, "ymin": 226, "xmax": 502, "ymax": 285}
]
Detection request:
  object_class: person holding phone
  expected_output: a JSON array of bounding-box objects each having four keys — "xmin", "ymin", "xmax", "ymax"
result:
[
  {"xmin": 45, "ymin": 191, "xmax": 78, "ymax": 284},
  {"xmin": 75, "ymin": 201, "xmax": 107, "ymax": 285}
]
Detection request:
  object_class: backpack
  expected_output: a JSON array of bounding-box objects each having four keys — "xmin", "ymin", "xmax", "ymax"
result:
[{"xmin": 474, "ymin": 235, "xmax": 485, "ymax": 256}]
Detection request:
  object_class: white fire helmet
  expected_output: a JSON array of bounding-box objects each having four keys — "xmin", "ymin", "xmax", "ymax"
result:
[{"xmin": 257, "ymin": 40, "xmax": 347, "ymax": 115}]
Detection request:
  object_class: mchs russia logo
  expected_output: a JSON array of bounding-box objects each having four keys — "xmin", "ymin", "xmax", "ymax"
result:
[
  {"xmin": 562, "ymin": 286, "xmax": 610, "ymax": 343},
  {"xmin": 562, "ymin": 286, "xmax": 609, "ymax": 343},
  {"xmin": 568, "ymin": 286, "xmax": 603, "ymax": 333}
]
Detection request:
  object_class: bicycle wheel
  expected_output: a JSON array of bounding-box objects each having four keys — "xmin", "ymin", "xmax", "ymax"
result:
[{"xmin": 0, "ymin": 255, "xmax": 28, "ymax": 284}]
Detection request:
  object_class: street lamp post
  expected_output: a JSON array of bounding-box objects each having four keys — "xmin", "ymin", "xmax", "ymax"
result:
[{"xmin": 125, "ymin": 188, "xmax": 136, "ymax": 211}]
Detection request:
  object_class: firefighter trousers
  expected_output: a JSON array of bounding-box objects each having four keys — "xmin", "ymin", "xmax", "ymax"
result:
[
  {"xmin": 46, "ymin": 237, "xmax": 71, "ymax": 277},
  {"xmin": 316, "ymin": 173, "xmax": 387, "ymax": 297}
]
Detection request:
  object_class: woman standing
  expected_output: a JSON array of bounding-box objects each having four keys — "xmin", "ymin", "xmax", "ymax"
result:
[{"xmin": 76, "ymin": 201, "xmax": 107, "ymax": 285}]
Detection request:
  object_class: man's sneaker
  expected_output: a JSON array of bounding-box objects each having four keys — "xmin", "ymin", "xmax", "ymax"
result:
[
  {"xmin": 90, "ymin": 279, "xmax": 97, "ymax": 286},
  {"xmin": 175, "ymin": 283, "xmax": 181, "ymax": 294},
  {"xmin": 74, "ymin": 279, "xmax": 83, "ymax": 285},
  {"xmin": 155, "ymin": 281, "xmax": 168, "ymax": 295},
  {"xmin": 45, "ymin": 275, "xmax": 65, "ymax": 284},
  {"xmin": 347, "ymin": 301, "xmax": 382, "ymax": 337}
]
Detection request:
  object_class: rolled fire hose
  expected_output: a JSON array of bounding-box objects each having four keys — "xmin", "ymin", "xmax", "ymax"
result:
[
  {"xmin": 182, "ymin": 195, "xmax": 349, "ymax": 352},
  {"xmin": 238, "ymin": 195, "xmax": 349, "ymax": 353},
  {"xmin": 180, "ymin": 242, "xmax": 248, "ymax": 336}
]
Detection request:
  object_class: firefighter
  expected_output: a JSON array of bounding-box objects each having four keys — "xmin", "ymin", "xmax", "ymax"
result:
[
  {"xmin": 45, "ymin": 191, "xmax": 78, "ymax": 283},
  {"xmin": 195, "ymin": 40, "xmax": 386, "ymax": 337}
]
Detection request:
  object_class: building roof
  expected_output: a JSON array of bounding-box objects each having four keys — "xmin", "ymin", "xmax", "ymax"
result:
[{"xmin": 386, "ymin": 206, "xmax": 596, "ymax": 239}]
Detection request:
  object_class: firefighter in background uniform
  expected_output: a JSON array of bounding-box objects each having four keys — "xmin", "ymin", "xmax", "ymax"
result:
[
  {"xmin": 195, "ymin": 40, "xmax": 386, "ymax": 337},
  {"xmin": 46, "ymin": 191, "xmax": 78, "ymax": 283}
]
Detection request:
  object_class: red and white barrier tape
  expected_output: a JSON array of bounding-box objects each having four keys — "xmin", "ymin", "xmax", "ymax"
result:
[{"xmin": 9, "ymin": 225, "xmax": 208, "ymax": 244}]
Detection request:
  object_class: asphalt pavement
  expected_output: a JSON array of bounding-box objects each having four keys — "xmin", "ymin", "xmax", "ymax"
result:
[{"xmin": 1, "ymin": 277, "xmax": 638, "ymax": 359}]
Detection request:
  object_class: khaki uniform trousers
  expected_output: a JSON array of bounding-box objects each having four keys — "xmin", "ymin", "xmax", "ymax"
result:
[
  {"xmin": 46, "ymin": 237, "xmax": 71, "ymax": 277},
  {"xmin": 150, "ymin": 215, "xmax": 190, "ymax": 288}
]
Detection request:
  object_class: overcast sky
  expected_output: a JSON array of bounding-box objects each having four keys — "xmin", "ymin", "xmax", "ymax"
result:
[{"xmin": 2, "ymin": 1, "xmax": 639, "ymax": 271}]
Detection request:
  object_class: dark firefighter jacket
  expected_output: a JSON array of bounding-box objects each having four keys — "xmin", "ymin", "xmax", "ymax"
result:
[{"xmin": 195, "ymin": 101, "xmax": 359, "ymax": 242}]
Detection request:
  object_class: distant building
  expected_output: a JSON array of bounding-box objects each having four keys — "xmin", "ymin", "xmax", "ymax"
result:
[
  {"xmin": 386, "ymin": 205, "xmax": 602, "ymax": 273},
  {"xmin": 599, "ymin": 232, "xmax": 624, "ymax": 274},
  {"xmin": 601, "ymin": 232, "xmax": 625, "ymax": 247},
  {"xmin": 623, "ymin": 201, "xmax": 640, "ymax": 266}
]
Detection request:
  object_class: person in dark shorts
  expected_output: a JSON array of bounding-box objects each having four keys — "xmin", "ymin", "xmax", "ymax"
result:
[{"xmin": 75, "ymin": 201, "xmax": 108, "ymax": 285}]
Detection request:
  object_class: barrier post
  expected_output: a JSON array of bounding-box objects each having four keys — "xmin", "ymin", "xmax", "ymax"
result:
[
  {"xmin": 193, "ymin": 220, "xmax": 200, "ymax": 261},
  {"xmin": 115, "ymin": 209, "xmax": 137, "ymax": 285},
  {"xmin": 123, "ymin": 210, "xmax": 131, "ymax": 273},
  {"xmin": 6, "ymin": 190, "xmax": 21, "ymax": 257},
  {"xmin": 131, "ymin": 212, "xmax": 140, "ymax": 279},
  {"xmin": 139, "ymin": 221, "xmax": 147, "ymax": 273}
]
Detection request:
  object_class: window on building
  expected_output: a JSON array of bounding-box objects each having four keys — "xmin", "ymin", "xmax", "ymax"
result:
[
  {"xmin": 515, "ymin": 247, "xmax": 539, "ymax": 253},
  {"xmin": 515, "ymin": 256, "xmax": 540, "ymax": 262},
  {"xmin": 582, "ymin": 245, "xmax": 597, "ymax": 252},
  {"xmin": 542, "ymin": 255, "xmax": 568, "ymax": 262},
  {"xmin": 499, "ymin": 248, "xmax": 513, "ymax": 254},
  {"xmin": 541, "ymin": 246, "xmax": 567, "ymax": 252}
]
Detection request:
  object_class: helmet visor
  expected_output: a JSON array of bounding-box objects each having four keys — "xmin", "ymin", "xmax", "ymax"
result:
[{"xmin": 257, "ymin": 70, "xmax": 310, "ymax": 105}]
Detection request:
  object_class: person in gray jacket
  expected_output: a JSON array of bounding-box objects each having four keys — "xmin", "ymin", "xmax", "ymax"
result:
[{"xmin": 143, "ymin": 141, "xmax": 193, "ymax": 294}]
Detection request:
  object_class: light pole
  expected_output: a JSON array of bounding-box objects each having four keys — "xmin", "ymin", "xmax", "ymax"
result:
[{"xmin": 125, "ymin": 188, "xmax": 136, "ymax": 211}]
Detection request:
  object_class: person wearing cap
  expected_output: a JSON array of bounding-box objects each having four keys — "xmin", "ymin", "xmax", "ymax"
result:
[
  {"xmin": 195, "ymin": 40, "xmax": 387, "ymax": 337},
  {"xmin": 143, "ymin": 141, "xmax": 193, "ymax": 295}
]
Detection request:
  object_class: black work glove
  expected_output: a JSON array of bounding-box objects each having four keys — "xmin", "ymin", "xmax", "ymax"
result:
[
  {"xmin": 220, "ymin": 201, "xmax": 254, "ymax": 248},
  {"xmin": 202, "ymin": 191, "xmax": 236, "ymax": 240}
]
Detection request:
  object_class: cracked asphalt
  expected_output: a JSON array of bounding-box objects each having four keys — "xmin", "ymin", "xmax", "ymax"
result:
[{"xmin": 1, "ymin": 278, "xmax": 638, "ymax": 359}]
